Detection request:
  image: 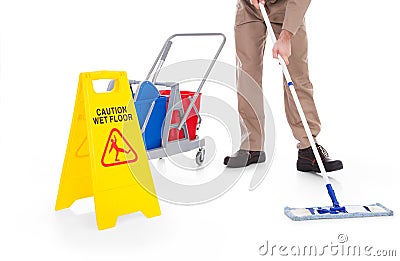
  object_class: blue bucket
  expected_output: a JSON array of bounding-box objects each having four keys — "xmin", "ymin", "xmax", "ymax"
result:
[{"xmin": 134, "ymin": 95, "xmax": 167, "ymax": 150}]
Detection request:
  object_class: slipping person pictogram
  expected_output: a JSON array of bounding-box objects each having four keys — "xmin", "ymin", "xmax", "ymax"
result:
[
  {"xmin": 101, "ymin": 128, "xmax": 138, "ymax": 167},
  {"xmin": 109, "ymin": 135, "xmax": 131, "ymax": 162}
]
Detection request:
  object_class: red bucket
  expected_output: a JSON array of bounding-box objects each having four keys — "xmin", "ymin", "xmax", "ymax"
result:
[{"xmin": 159, "ymin": 90, "xmax": 201, "ymax": 141}]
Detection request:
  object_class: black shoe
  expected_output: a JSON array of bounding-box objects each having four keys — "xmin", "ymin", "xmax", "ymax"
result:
[
  {"xmin": 224, "ymin": 150, "xmax": 266, "ymax": 168},
  {"xmin": 297, "ymin": 144, "xmax": 343, "ymax": 172}
]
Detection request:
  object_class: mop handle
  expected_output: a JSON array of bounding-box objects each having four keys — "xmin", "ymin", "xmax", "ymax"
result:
[{"xmin": 259, "ymin": 5, "xmax": 330, "ymax": 184}]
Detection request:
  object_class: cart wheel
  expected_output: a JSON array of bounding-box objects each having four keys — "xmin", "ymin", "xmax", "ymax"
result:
[{"xmin": 195, "ymin": 148, "xmax": 205, "ymax": 166}]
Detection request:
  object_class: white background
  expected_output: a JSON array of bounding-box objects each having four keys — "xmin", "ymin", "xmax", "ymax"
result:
[{"xmin": 1, "ymin": 0, "xmax": 399, "ymax": 260}]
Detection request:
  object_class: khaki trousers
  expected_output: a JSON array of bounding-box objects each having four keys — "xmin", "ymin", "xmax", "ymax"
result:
[{"xmin": 235, "ymin": 0, "xmax": 321, "ymax": 150}]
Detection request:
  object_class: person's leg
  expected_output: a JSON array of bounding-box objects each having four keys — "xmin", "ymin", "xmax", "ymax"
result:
[
  {"xmin": 272, "ymin": 22, "xmax": 343, "ymax": 172},
  {"xmin": 224, "ymin": 1, "xmax": 266, "ymax": 167},
  {"xmin": 276, "ymin": 23, "xmax": 321, "ymax": 149},
  {"xmin": 235, "ymin": 21, "xmax": 266, "ymax": 152}
]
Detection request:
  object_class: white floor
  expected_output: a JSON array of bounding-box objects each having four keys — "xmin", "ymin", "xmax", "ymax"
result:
[
  {"xmin": 1, "ymin": 1, "xmax": 400, "ymax": 260},
  {"xmin": 0, "ymin": 118, "xmax": 398, "ymax": 260}
]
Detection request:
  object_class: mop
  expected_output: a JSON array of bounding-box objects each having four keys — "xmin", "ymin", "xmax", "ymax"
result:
[{"xmin": 259, "ymin": 4, "xmax": 393, "ymax": 220}]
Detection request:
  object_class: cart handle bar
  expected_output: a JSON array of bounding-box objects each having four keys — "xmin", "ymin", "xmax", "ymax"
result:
[{"xmin": 145, "ymin": 33, "xmax": 226, "ymax": 130}]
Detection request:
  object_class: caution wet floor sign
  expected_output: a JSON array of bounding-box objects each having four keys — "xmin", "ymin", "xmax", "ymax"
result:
[{"xmin": 55, "ymin": 71, "xmax": 160, "ymax": 230}]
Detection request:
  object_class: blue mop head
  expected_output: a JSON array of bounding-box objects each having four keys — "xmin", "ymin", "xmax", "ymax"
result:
[{"xmin": 284, "ymin": 203, "xmax": 393, "ymax": 221}]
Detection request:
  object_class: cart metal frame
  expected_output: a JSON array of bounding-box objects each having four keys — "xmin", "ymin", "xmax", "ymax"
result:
[{"xmin": 110, "ymin": 33, "xmax": 226, "ymax": 165}]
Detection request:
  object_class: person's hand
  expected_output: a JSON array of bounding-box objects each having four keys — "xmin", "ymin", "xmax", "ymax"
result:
[
  {"xmin": 250, "ymin": 0, "xmax": 265, "ymax": 10},
  {"xmin": 272, "ymin": 29, "xmax": 293, "ymax": 65}
]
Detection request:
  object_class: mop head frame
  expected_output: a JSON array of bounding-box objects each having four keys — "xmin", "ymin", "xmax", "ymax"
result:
[{"xmin": 285, "ymin": 203, "xmax": 393, "ymax": 221}]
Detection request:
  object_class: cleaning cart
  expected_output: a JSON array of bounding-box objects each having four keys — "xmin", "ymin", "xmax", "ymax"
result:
[{"xmin": 109, "ymin": 33, "xmax": 226, "ymax": 165}]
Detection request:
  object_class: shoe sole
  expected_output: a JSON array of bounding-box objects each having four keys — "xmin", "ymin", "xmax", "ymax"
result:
[
  {"xmin": 297, "ymin": 161, "xmax": 343, "ymax": 173},
  {"xmin": 225, "ymin": 155, "xmax": 266, "ymax": 168}
]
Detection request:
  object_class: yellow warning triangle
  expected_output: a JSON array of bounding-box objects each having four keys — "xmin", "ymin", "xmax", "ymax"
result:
[{"xmin": 101, "ymin": 128, "xmax": 138, "ymax": 167}]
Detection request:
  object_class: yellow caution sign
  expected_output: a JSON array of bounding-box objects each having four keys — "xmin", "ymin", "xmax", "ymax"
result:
[{"xmin": 55, "ymin": 71, "xmax": 161, "ymax": 230}]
